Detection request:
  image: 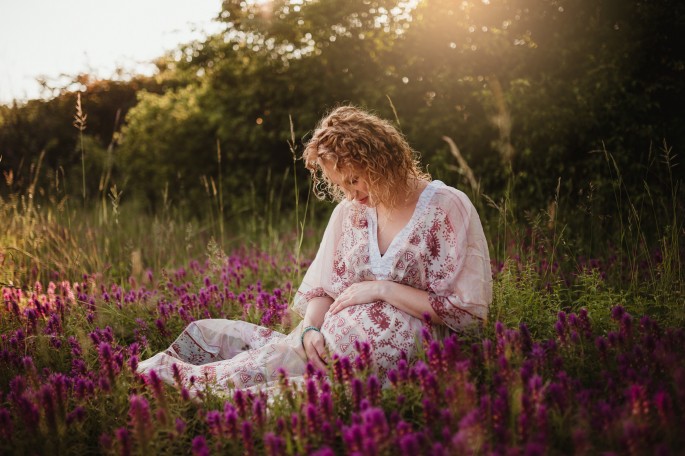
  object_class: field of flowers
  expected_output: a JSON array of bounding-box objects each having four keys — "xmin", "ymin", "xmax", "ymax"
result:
[{"xmin": 1, "ymin": 238, "xmax": 684, "ymax": 454}]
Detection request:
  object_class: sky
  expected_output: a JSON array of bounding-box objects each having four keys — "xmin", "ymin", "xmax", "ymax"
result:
[{"xmin": 0, "ymin": 0, "xmax": 225, "ymax": 104}]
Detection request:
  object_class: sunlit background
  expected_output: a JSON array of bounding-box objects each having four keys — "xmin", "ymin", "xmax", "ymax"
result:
[
  {"xmin": 0, "ymin": 0, "xmax": 224, "ymax": 104},
  {"xmin": 0, "ymin": 0, "xmax": 681, "ymax": 230}
]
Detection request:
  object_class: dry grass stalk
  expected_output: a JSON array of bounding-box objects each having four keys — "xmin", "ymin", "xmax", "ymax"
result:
[
  {"xmin": 442, "ymin": 136, "xmax": 480, "ymax": 195},
  {"xmin": 73, "ymin": 93, "xmax": 88, "ymax": 202},
  {"xmin": 487, "ymin": 75, "xmax": 515, "ymax": 165}
]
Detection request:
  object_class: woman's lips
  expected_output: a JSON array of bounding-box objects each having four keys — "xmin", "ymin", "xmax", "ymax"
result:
[{"xmin": 357, "ymin": 196, "xmax": 368, "ymax": 204}]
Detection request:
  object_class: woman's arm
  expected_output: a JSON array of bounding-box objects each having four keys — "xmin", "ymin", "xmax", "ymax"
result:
[
  {"xmin": 328, "ymin": 280, "xmax": 443, "ymax": 324},
  {"xmin": 302, "ymin": 296, "xmax": 333, "ymax": 371},
  {"xmin": 303, "ymin": 296, "xmax": 334, "ymax": 328}
]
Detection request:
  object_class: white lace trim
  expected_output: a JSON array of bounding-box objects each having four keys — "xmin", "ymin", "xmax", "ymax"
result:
[{"xmin": 367, "ymin": 180, "xmax": 444, "ymax": 278}]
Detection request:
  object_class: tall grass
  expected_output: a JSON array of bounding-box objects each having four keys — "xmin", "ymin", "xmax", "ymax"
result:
[
  {"xmin": 0, "ymin": 97, "xmax": 326, "ymax": 287},
  {"xmin": 2, "ymin": 130, "xmax": 683, "ymax": 329},
  {"xmin": 73, "ymin": 93, "xmax": 87, "ymax": 205}
]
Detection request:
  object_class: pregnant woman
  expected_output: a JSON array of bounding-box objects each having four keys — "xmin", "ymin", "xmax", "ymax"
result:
[{"xmin": 137, "ymin": 106, "xmax": 492, "ymax": 394}]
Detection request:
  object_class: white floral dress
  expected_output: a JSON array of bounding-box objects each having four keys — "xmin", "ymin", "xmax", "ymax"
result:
[{"xmin": 137, "ymin": 181, "xmax": 492, "ymax": 393}]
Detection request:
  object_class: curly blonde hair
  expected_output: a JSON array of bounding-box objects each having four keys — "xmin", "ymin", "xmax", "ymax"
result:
[{"xmin": 302, "ymin": 105, "xmax": 430, "ymax": 208}]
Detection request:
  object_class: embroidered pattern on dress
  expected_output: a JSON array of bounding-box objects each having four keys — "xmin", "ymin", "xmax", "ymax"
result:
[{"xmin": 429, "ymin": 293, "xmax": 480, "ymax": 329}]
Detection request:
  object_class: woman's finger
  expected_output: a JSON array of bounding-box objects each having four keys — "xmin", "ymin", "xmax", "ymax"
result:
[
  {"xmin": 312, "ymin": 353, "xmax": 326, "ymax": 371},
  {"xmin": 314, "ymin": 338, "xmax": 328, "ymax": 365},
  {"xmin": 304, "ymin": 332, "xmax": 328, "ymax": 371},
  {"xmin": 331, "ymin": 301, "xmax": 343, "ymax": 314},
  {"xmin": 304, "ymin": 342, "xmax": 326, "ymax": 371}
]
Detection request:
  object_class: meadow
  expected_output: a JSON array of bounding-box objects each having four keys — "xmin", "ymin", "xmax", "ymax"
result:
[{"xmin": 1, "ymin": 135, "xmax": 683, "ymax": 456}]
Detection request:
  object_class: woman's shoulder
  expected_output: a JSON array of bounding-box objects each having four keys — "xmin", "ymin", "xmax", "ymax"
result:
[{"xmin": 429, "ymin": 181, "xmax": 475, "ymax": 214}]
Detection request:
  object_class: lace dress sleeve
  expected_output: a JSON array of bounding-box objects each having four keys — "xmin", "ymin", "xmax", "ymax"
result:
[
  {"xmin": 291, "ymin": 201, "xmax": 346, "ymax": 318},
  {"xmin": 427, "ymin": 188, "xmax": 493, "ymax": 331}
]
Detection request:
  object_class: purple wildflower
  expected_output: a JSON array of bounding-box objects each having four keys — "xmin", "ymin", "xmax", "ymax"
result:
[
  {"xmin": 66, "ymin": 406, "xmax": 86, "ymax": 424},
  {"xmin": 128, "ymin": 395, "xmax": 152, "ymax": 444},
  {"xmin": 253, "ymin": 397, "xmax": 265, "ymax": 427},
  {"xmin": 367, "ymin": 375, "xmax": 380, "ymax": 405},
  {"xmin": 351, "ymin": 378, "xmax": 363, "ymax": 410},
  {"xmin": 0, "ymin": 407, "xmax": 12, "ymax": 440},
  {"xmin": 39, "ymin": 384, "xmax": 58, "ymax": 432},
  {"xmin": 234, "ymin": 389, "xmax": 247, "ymax": 417},
  {"xmin": 264, "ymin": 432, "xmax": 285, "ymax": 456},
  {"xmin": 611, "ymin": 305, "xmax": 625, "ymax": 321},
  {"xmin": 115, "ymin": 427, "xmax": 131, "ymax": 456},
  {"xmin": 148, "ymin": 370, "xmax": 164, "ymax": 401},
  {"xmin": 191, "ymin": 435, "xmax": 210, "ymax": 456},
  {"xmin": 175, "ymin": 417, "xmax": 187, "ymax": 435},
  {"xmin": 321, "ymin": 391, "xmax": 334, "ymax": 416},
  {"xmin": 242, "ymin": 421, "xmax": 254, "ymax": 455},
  {"xmin": 224, "ymin": 407, "xmax": 238, "ymax": 438},
  {"xmin": 305, "ymin": 402, "xmax": 318, "ymax": 434},
  {"xmin": 129, "ymin": 355, "xmax": 139, "ymax": 373},
  {"xmin": 431, "ymin": 442, "xmax": 446, "ymax": 456},
  {"xmin": 306, "ymin": 378, "xmax": 318, "ymax": 405},
  {"xmin": 98, "ymin": 376, "xmax": 111, "ymax": 392},
  {"xmin": 311, "ymin": 446, "xmax": 335, "ymax": 456},
  {"xmin": 15, "ymin": 394, "xmax": 39, "ymax": 428},
  {"xmin": 399, "ymin": 433, "xmax": 420, "ymax": 456}
]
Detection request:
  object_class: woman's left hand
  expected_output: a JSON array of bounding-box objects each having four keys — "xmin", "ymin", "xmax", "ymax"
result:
[{"xmin": 329, "ymin": 281, "xmax": 388, "ymax": 315}]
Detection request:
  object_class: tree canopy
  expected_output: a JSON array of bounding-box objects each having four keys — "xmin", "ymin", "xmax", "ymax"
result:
[{"xmin": 1, "ymin": 0, "xmax": 683, "ymax": 221}]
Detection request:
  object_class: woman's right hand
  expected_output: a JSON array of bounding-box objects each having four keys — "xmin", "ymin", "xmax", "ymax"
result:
[{"xmin": 303, "ymin": 329, "xmax": 329, "ymax": 372}]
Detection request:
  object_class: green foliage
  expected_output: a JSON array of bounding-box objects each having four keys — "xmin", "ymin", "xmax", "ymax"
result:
[
  {"xmin": 117, "ymin": 84, "xmax": 217, "ymax": 211},
  {"xmin": 0, "ymin": 77, "xmax": 165, "ymax": 198},
  {"xmin": 2, "ymin": 1, "xmax": 684, "ymax": 244}
]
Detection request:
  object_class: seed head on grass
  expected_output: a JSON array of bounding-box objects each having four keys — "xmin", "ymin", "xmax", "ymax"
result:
[{"xmin": 73, "ymin": 93, "xmax": 88, "ymax": 203}]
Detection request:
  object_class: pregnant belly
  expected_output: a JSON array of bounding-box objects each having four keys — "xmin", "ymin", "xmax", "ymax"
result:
[{"xmin": 320, "ymin": 301, "xmax": 424, "ymax": 369}]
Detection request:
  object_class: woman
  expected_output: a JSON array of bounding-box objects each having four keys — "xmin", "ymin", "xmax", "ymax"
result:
[{"xmin": 137, "ymin": 106, "xmax": 492, "ymax": 394}]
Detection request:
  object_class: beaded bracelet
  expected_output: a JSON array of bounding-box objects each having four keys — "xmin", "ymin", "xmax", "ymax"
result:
[{"xmin": 300, "ymin": 325, "xmax": 321, "ymax": 347}]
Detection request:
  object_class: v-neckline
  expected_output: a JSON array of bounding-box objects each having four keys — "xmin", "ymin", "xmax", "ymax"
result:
[{"xmin": 367, "ymin": 180, "xmax": 442, "ymax": 277}]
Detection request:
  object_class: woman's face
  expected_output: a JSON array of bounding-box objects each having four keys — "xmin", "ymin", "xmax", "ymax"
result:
[{"xmin": 320, "ymin": 159, "xmax": 371, "ymax": 206}]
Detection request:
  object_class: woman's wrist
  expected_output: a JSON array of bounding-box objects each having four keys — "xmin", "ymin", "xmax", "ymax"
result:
[
  {"xmin": 303, "ymin": 296, "xmax": 333, "ymax": 328},
  {"xmin": 377, "ymin": 280, "xmax": 395, "ymax": 300},
  {"xmin": 301, "ymin": 325, "xmax": 321, "ymax": 347}
]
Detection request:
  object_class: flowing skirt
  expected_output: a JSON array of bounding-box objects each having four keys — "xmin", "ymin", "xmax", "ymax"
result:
[
  {"xmin": 137, "ymin": 320, "xmax": 307, "ymax": 395},
  {"xmin": 137, "ymin": 301, "xmax": 432, "ymax": 395}
]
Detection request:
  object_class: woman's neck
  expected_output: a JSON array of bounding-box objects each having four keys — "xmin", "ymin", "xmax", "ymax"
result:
[{"xmin": 376, "ymin": 179, "xmax": 429, "ymax": 216}]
